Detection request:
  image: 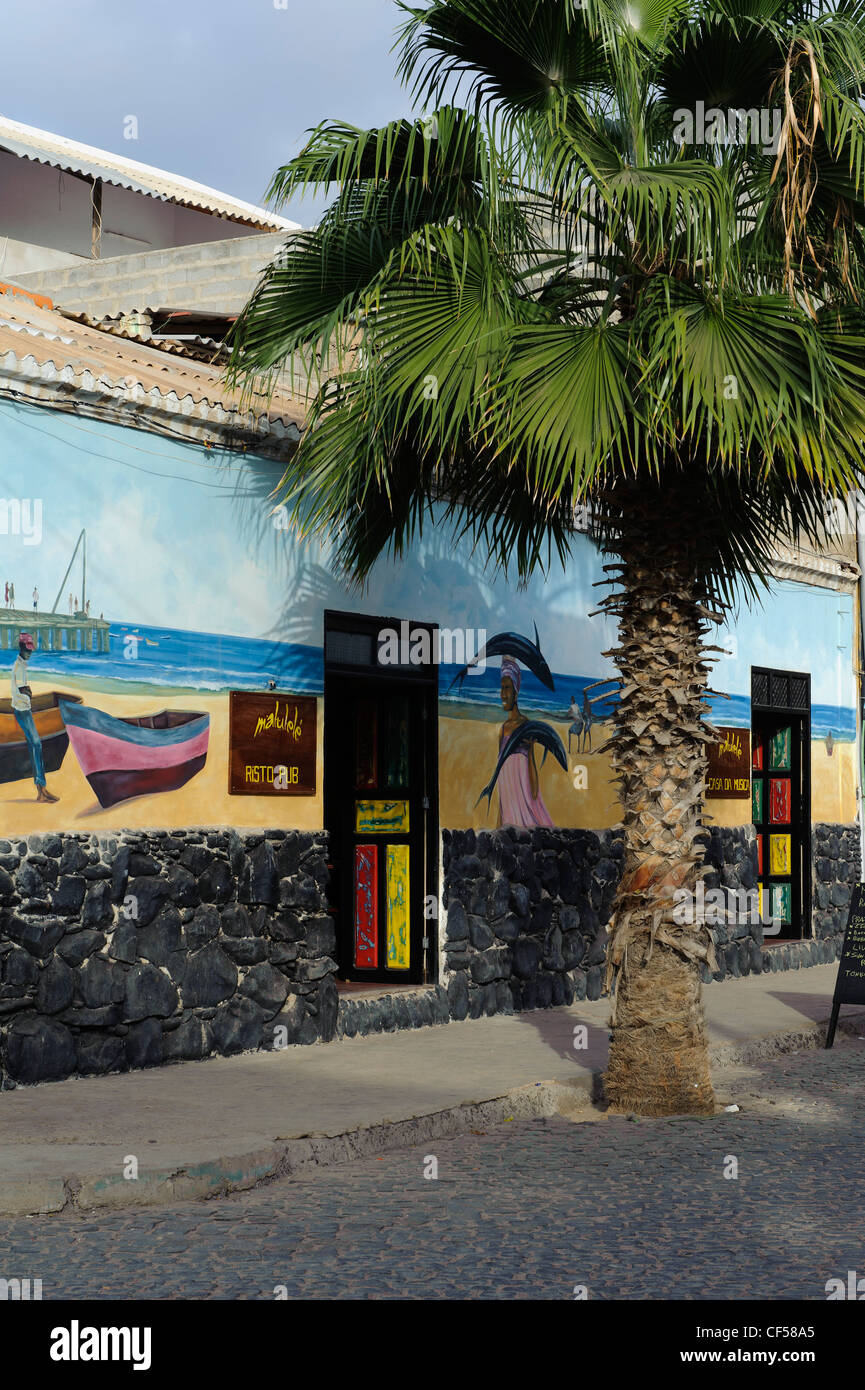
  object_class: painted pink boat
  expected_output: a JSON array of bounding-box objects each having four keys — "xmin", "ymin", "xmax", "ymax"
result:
[{"xmin": 59, "ymin": 699, "xmax": 209, "ymax": 808}]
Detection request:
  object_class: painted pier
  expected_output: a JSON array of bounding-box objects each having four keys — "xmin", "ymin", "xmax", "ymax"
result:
[{"xmin": 0, "ymin": 608, "xmax": 110, "ymax": 654}]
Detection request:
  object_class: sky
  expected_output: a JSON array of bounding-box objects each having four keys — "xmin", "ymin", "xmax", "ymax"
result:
[{"xmin": 0, "ymin": 0, "xmax": 416, "ymax": 227}]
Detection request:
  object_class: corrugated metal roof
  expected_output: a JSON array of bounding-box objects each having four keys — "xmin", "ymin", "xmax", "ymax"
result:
[
  {"xmin": 0, "ymin": 114, "xmax": 298, "ymax": 232},
  {"xmin": 0, "ymin": 288, "xmax": 305, "ymax": 450}
]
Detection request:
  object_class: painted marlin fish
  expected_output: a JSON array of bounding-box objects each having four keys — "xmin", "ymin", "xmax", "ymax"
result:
[
  {"xmin": 448, "ymin": 623, "xmax": 555, "ymax": 694},
  {"xmin": 476, "ymin": 720, "xmax": 568, "ymax": 809}
]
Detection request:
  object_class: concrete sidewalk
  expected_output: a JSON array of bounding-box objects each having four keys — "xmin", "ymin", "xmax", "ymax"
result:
[{"xmin": 1, "ymin": 963, "xmax": 861, "ymax": 1215}]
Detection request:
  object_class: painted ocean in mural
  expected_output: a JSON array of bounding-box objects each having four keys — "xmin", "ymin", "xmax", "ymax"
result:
[
  {"xmin": 6, "ymin": 623, "xmax": 323, "ymax": 694},
  {"xmin": 9, "ymin": 622, "xmax": 855, "ymax": 742}
]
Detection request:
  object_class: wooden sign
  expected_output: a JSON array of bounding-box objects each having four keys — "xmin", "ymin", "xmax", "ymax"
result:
[
  {"xmin": 826, "ymin": 884, "xmax": 865, "ymax": 1047},
  {"xmin": 706, "ymin": 726, "xmax": 751, "ymax": 799},
  {"xmin": 228, "ymin": 693, "xmax": 317, "ymax": 796}
]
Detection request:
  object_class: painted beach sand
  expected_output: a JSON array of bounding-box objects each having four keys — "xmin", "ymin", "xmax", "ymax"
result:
[
  {"xmin": 2, "ymin": 681, "xmax": 854, "ymax": 836},
  {"xmin": 438, "ymin": 704, "xmax": 857, "ymax": 830},
  {"xmin": 439, "ymin": 710, "xmax": 620, "ymax": 830}
]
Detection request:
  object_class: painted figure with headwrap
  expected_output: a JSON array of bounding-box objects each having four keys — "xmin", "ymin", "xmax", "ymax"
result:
[{"xmin": 496, "ymin": 654, "xmax": 555, "ymax": 828}]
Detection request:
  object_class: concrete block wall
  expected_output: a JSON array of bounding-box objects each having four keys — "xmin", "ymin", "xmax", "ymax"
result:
[{"xmin": 13, "ymin": 232, "xmax": 289, "ymax": 317}]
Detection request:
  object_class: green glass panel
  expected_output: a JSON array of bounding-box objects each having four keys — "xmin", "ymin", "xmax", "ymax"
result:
[
  {"xmin": 771, "ymin": 882, "xmax": 791, "ymax": 926},
  {"xmin": 385, "ymin": 695, "xmax": 409, "ymax": 789},
  {"xmin": 769, "ymin": 726, "xmax": 791, "ymax": 771},
  {"xmin": 751, "ymin": 779, "xmax": 763, "ymax": 823}
]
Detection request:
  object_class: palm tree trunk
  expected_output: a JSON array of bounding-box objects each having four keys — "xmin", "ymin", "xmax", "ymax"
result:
[{"xmin": 600, "ymin": 486, "xmax": 720, "ymax": 1116}]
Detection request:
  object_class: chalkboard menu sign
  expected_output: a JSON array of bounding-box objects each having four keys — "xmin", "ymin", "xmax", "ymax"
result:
[
  {"xmin": 228, "ymin": 693, "xmax": 317, "ymax": 796},
  {"xmin": 825, "ymin": 883, "xmax": 865, "ymax": 1047}
]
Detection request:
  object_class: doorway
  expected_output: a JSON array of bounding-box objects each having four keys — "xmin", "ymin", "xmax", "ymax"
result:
[
  {"xmin": 751, "ymin": 666, "xmax": 811, "ymax": 941},
  {"xmin": 323, "ymin": 611, "xmax": 438, "ymax": 985}
]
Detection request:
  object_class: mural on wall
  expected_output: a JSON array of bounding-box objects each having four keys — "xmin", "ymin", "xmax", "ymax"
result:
[
  {"xmin": 462, "ymin": 633, "xmax": 566, "ymax": 828},
  {"xmin": 0, "ymin": 395, "xmax": 859, "ymax": 833}
]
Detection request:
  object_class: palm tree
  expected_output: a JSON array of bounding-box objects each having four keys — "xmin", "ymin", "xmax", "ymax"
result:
[{"xmin": 228, "ymin": 0, "xmax": 865, "ymax": 1116}]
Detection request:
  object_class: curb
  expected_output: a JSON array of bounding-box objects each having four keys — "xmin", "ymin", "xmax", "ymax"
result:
[
  {"xmin": 0, "ymin": 1076, "xmax": 594, "ymax": 1218},
  {"xmin": 3, "ymin": 1009, "xmax": 863, "ymax": 1217}
]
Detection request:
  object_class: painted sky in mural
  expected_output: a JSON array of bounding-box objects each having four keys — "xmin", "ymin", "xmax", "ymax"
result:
[{"xmin": 0, "ymin": 399, "xmax": 856, "ymax": 742}]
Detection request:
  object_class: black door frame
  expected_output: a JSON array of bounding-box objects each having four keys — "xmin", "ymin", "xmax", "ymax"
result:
[
  {"xmin": 323, "ymin": 609, "xmax": 439, "ymax": 985},
  {"xmin": 751, "ymin": 666, "xmax": 811, "ymax": 941}
]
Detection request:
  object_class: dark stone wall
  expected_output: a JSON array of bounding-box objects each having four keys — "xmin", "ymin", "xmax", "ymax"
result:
[
  {"xmin": 811, "ymin": 822, "xmax": 860, "ymax": 952},
  {"xmin": 1, "ymin": 820, "xmax": 856, "ymax": 1079},
  {"xmin": 0, "ymin": 829, "xmax": 336, "ymax": 1088},
  {"xmin": 698, "ymin": 821, "xmax": 858, "ymax": 980},
  {"xmin": 441, "ymin": 827, "xmax": 623, "ymax": 1018},
  {"xmin": 699, "ymin": 825, "xmax": 762, "ymax": 982}
]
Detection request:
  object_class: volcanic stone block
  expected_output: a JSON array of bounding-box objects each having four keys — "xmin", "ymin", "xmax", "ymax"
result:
[
  {"xmin": 162, "ymin": 1013, "xmax": 212, "ymax": 1063},
  {"xmin": 108, "ymin": 920, "xmax": 137, "ymax": 964},
  {"xmin": 56, "ymin": 929, "xmax": 107, "ymax": 968},
  {"xmin": 7, "ymin": 915, "xmax": 65, "ymax": 959},
  {"xmin": 468, "ymin": 917, "xmax": 494, "ymax": 951},
  {"xmin": 586, "ymin": 965, "xmax": 604, "ymax": 1000},
  {"xmin": 51, "ymin": 875, "xmax": 88, "ymax": 915},
  {"xmin": 512, "ymin": 937, "xmax": 542, "ymax": 980},
  {"xmin": 197, "ymin": 859, "xmax": 233, "ymax": 904},
  {"xmin": 278, "ymin": 875, "xmax": 320, "ymax": 911},
  {"xmin": 470, "ymin": 949, "xmax": 512, "ymax": 985},
  {"xmin": 3, "ymin": 946, "xmax": 39, "ymax": 987},
  {"xmin": 126, "ymin": 875, "xmax": 169, "ymax": 926},
  {"xmin": 447, "ymin": 971, "xmax": 469, "ymax": 1021},
  {"xmin": 222, "ymin": 937, "xmax": 268, "ymax": 965},
  {"xmin": 133, "ymin": 903, "xmax": 183, "ymax": 966},
  {"xmin": 124, "ymin": 1018, "xmax": 163, "ymax": 1069},
  {"xmin": 239, "ymin": 840, "xmax": 280, "ymax": 906},
  {"xmin": 182, "ymin": 943, "xmax": 237, "ymax": 1007},
  {"xmin": 124, "ymin": 962, "xmax": 179, "ymax": 1020},
  {"xmin": 6, "ymin": 1015, "xmax": 76, "ymax": 1083},
  {"xmin": 79, "ymin": 957, "xmax": 126, "ymax": 1008},
  {"xmin": 36, "ymin": 957, "xmax": 75, "ymax": 1014},
  {"xmin": 299, "ymin": 915, "xmax": 337, "ymax": 958},
  {"xmin": 240, "ymin": 962, "xmax": 290, "ymax": 1014},
  {"xmin": 268, "ymin": 993, "xmax": 314, "ymax": 1047},
  {"xmin": 76, "ymin": 1032, "xmax": 126, "ymax": 1076},
  {"xmin": 210, "ymin": 997, "xmax": 266, "ymax": 1055},
  {"xmin": 445, "ymin": 899, "xmax": 468, "ymax": 941}
]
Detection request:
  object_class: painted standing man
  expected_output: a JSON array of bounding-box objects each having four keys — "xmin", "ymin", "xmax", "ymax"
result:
[
  {"xmin": 496, "ymin": 655, "xmax": 553, "ymax": 828},
  {"xmin": 12, "ymin": 633, "xmax": 59, "ymax": 803}
]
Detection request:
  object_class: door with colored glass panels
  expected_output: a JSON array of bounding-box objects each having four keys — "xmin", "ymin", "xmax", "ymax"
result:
[
  {"xmin": 325, "ymin": 674, "xmax": 434, "ymax": 983},
  {"xmin": 751, "ymin": 714, "xmax": 805, "ymax": 939}
]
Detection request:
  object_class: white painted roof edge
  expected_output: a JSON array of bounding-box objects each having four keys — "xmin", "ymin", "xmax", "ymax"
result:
[{"xmin": 0, "ymin": 114, "xmax": 299, "ymax": 231}]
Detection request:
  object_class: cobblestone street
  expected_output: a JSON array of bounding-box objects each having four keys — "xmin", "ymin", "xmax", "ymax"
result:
[{"xmin": 2, "ymin": 1037, "xmax": 864, "ymax": 1300}]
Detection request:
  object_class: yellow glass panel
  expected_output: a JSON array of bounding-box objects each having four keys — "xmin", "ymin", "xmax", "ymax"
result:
[
  {"xmin": 769, "ymin": 834, "xmax": 791, "ymax": 875},
  {"xmin": 355, "ymin": 800, "xmax": 409, "ymax": 833},
  {"xmin": 386, "ymin": 843, "xmax": 410, "ymax": 970}
]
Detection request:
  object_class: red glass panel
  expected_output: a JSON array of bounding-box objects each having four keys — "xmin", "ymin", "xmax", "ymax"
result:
[
  {"xmin": 756, "ymin": 835, "xmax": 763, "ymax": 876},
  {"xmin": 752, "ymin": 739, "xmax": 763, "ymax": 771},
  {"xmin": 354, "ymin": 844, "xmax": 378, "ymax": 969},
  {"xmin": 769, "ymin": 778, "xmax": 791, "ymax": 824},
  {"xmin": 355, "ymin": 699, "xmax": 378, "ymax": 789}
]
